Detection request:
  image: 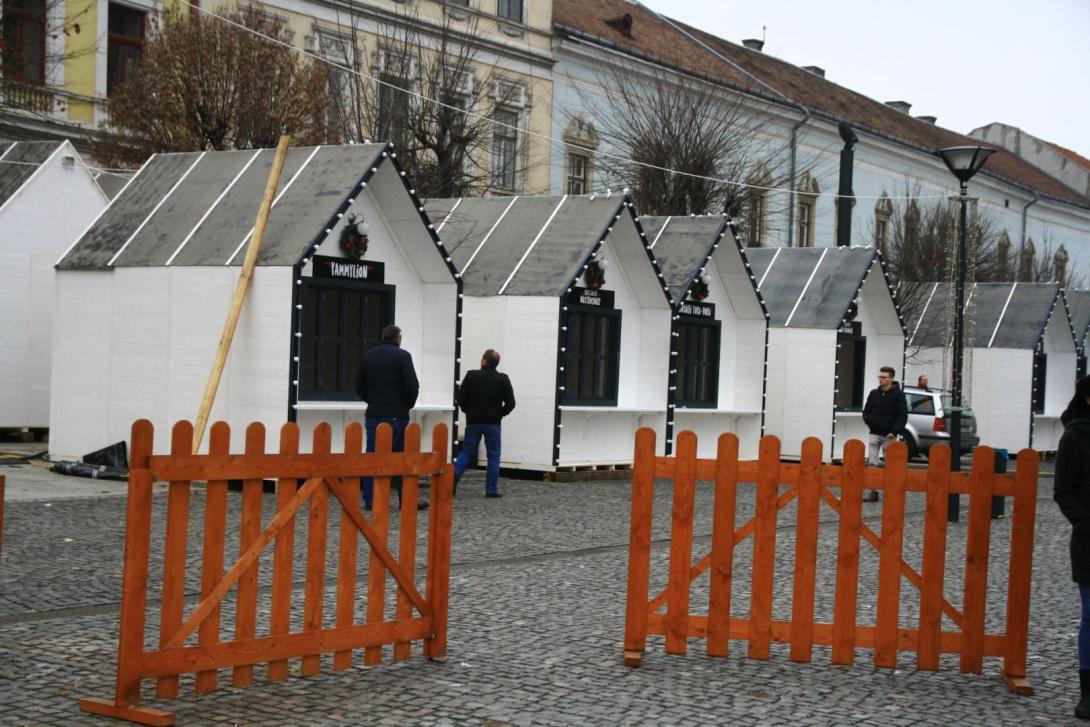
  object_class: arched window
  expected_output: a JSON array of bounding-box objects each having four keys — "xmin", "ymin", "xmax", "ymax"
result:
[
  {"xmin": 874, "ymin": 192, "xmax": 893, "ymax": 257},
  {"xmin": 744, "ymin": 163, "xmax": 772, "ymax": 247},
  {"xmin": 795, "ymin": 172, "xmax": 820, "ymax": 247}
]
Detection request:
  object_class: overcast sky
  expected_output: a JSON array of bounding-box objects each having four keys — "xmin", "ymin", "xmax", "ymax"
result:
[{"xmin": 637, "ymin": 0, "xmax": 1090, "ymax": 157}]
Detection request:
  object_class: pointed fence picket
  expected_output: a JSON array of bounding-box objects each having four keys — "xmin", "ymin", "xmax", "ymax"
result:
[{"xmin": 623, "ymin": 428, "xmax": 1038, "ymax": 695}]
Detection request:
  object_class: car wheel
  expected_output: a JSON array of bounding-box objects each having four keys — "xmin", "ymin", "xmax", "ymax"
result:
[{"xmin": 905, "ymin": 435, "xmax": 919, "ymax": 461}]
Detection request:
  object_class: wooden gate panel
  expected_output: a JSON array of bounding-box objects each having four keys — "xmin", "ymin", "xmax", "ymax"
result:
[
  {"xmin": 81, "ymin": 419, "xmax": 454, "ymax": 726},
  {"xmin": 624, "ymin": 427, "xmax": 1039, "ymax": 695}
]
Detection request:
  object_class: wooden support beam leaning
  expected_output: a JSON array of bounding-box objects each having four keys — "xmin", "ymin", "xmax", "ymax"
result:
[{"xmin": 192, "ymin": 135, "xmax": 291, "ymax": 453}]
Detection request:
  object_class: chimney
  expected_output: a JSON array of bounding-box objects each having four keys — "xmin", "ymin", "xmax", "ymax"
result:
[
  {"xmin": 741, "ymin": 38, "xmax": 764, "ymax": 52},
  {"xmin": 802, "ymin": 66, "xmax": 825, "ymax": 78},
  {"xmin": 885, "ymin": 100, "xmax": 912, "ymax": 114},
  {"xmin": 916, "ymin": 115, "xmax": 937, "ymax": 125}
]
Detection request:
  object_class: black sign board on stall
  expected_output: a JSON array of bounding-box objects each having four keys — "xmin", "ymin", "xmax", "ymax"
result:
[
  {"xmin": 312, "ymin": 254, "xmax": 385, "ymax": 283},
  {"xmin": 679, "ymin": 301, "xmax": 716, "ymax": 319},
  {"xmin": 566, "ymin": 286, "xmax": 615, "ymax": 309}
]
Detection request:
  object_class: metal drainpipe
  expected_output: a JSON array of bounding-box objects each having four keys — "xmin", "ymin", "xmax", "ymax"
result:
[
  {"xmin": 786, "ymin": 105, "xmax": 811, "ymax": 247},
  {"xmin": 1020, "ymin": 190, "xmax": 1040, "ymax": 278}
]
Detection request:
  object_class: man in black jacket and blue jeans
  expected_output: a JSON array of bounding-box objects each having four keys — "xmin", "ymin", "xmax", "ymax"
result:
[
  {"xmin": 355, "ymin": 324, "xmax": 423, "ymax": 510},
  {"xmin": 454, "ymin": 349, "xmax": 516, "ymax": 498},
  {"xmin": 861, "ymin": 365, "xmax": 907, "ymax": 502}
]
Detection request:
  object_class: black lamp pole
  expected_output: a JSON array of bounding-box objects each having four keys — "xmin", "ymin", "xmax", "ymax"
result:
[{"xmin": 934, "ymin": 145, "xmax": 995, "ymax": 523}]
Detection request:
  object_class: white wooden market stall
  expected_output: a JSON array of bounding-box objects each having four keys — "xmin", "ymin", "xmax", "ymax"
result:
[
  {"xmin": 746, "ymin": 246, "xmax": 905, "ymax": 460},
  {"xmin": 51, "ymin": 143, "xmax": 458, "ymax": 459},
  {"xmin": 0, "ymin": 140, "xmax": 109, "ymax": 432},
  {"xmin": 904, "ymin": 282, "xmax": 1075, "ymax": 452},
  {"xmin": 424, "ymin": 193, "xmax": 672, "ymax": 474},
  {"xmin": 640, "ymin": 215, "xmax": 768, "ymax": 459}
]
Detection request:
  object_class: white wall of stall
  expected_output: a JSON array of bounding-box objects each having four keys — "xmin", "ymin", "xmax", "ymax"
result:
[
  {"xmin": 1, "ymin": 151, "xmax": 107, "ymax": 428},
  {"xmin": 50, "ymin": 266, "xmax": 290, "ymax": 459},
  {"xmin": 457, "ymin": 295, "xmax": 559, "ymax": 470}
]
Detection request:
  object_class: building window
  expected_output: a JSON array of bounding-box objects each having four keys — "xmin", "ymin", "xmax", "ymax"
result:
[
  {"xmin": 795, "ymin": 172, "xmax": 819, "ymax": 248},
  {"xmin": 1032, "ymin": 345, "xmax": 1047, "ymax": 415},
  {"xmin": 874, "ymin": 192, "xmax": 892, "ymax": 257},
  {"xmin": 107, "ymin": 3, "xmax": 145, "ymax": 95},
  {"xmin": 746, "ymin": 192, "xmax": 766, "ymax": 247},
  {"xmin": 299, "ymin": 280, "xmax": 393, "ymax": 401},
  {"xmin": 567, "ymin": 153, "xmax": 589, "ymax": 195},
  {"xmin": 2, "ymin": 0, "xmax": 46, "ymax": 84},
  {"xmin": 563, "ymin": 307, "xmax": 621, "ymax": 405},
  {"xmin": 676, "ymin": 318, "xmax": 720, "ymax": 407},
  {"xmin": 447, "ymin": 0, "xmax": 469, "ymax": 5},
  {"xmin": 835, "ymin": 321, "xmax": 866, "ymax": 410},
  {"xmin": 563, "ymin": 114, "xmax": 598, "ymax": 196},
  {"xmin": 744, "ymin": 162, "xmax": 772, "ymax": 247},
  {"xmin": 491, "ymin": 107, "xmax": 519, "ymax": 191},
  {"xmin": 497, "ymin": 0, "xmax": 522, "ymax": 21},
  {"xmin": 796, "ymin": 200, "xmax": 814, "ymax": 247}
]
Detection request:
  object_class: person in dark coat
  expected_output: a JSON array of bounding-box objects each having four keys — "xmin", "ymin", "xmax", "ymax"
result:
[
  {"xmin": 355, "ymin": 324, "xmax": 424, "ymax": 510},
  {"xmin": 1054, "ymin": 375, "xmax": 1090, "ymax": 719},
  {"xmin": 454, "ymin": 349, "xmax": 516, "ymax": 497},
  {"xmin": 861, "ymin": 365, "xmax": 907, "ymax": 501}
]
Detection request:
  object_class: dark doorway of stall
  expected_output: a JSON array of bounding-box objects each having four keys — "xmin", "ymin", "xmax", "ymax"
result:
[{"xmin": 299, "ymin": 279, "xmax": 395, "ymax": 401}]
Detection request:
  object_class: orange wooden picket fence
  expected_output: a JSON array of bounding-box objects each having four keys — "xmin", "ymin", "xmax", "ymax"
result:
[
  {"xmin": 623, "ymin": 429, "xmax": 1039, "ymax": 694},
  {"xmin": 81, "ymin": 419, "xmax": 454, "ymax": 726}
]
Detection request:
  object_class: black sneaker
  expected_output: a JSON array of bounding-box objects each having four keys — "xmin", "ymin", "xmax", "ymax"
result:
[{"xmin": 485, "ymin": 492, "xmax": 502, "ymax": 499}]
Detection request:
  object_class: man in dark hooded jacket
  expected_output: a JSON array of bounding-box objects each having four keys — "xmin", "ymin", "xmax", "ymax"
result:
[
  {"xmin": 861, "ymin": 365, "xmax": 907, "ymax": 501},
  {"xmin": 1054, "ymin": 375, "xmax": 1090, "ymax": 719}
]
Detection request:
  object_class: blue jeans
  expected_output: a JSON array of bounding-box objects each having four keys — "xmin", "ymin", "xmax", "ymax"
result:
[
  {"xmin": 455, "ymin": 423, "xmax": 502, "ymax": 494},
  {"xmin": 1080, "ymin": 585, "xmax": 1090, "ymax": 669},
  {"xmin": 362, "ymin": 417, "xmax": 408, "ymax": 509}
]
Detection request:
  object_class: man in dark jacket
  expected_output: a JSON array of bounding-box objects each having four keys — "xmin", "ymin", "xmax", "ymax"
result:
[
  {"xmin": 356, "ymin": 324, "xmax": 423, "ymax": 510},
  {"xmin": 861, "ymin": 365, "xmax": 907, "ymax": 501},
  {"xmin": 454, "ymin": 349, "xmax": 515, "ymax": 498},
  {"xmin": 1053, "ymin": 376, "xmax": 1090, "ymax": 719}
]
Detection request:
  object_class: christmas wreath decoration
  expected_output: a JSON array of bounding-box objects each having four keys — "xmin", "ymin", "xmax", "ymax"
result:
[
  {"xmin": 689, "ymin": 273, "xmax": 710, "ymax": 301},
  {"xmin": 584, "ymin": 256, "xmax": 608, "ymax": 289},
  {"xmin": 339, "ymin": 212, "xmax": 370, "ymax": 260}
]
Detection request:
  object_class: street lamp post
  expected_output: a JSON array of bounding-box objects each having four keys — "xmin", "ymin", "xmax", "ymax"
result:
[{"xmin": 934, "ymin": 145, "xmax": 995, "ymax": 523}]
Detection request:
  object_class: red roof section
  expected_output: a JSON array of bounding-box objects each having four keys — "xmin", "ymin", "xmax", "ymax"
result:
[
  {"xmin": 1046, "ymin": 140, "xmax": 1090, "ymax": 173},
  {"xmin": 552, "ymin": 0, "xmax": 1090, "ymax": 208}
]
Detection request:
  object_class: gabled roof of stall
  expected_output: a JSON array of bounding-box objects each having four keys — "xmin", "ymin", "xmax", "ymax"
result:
[
  {"xmin": 907, "ymin": 282, "xmax": 1068, "ymax": 349},
  {"xmin": 0, "ymin": 140, "xmax": 65, "ymax": 209},
  {"xmin": 57, "ymin": 143, "xmax": 453, "ymax": 280},
  {"xmin": 640, "ymin": 214, "xmax": 767, "ymax": 317},
  {"xmin": 1068, "ymin": 290, "xmax": 1090, "ymax": 352},
  {"xmin": 424, "ymin": 194, "xmax": 671, "ymax": 300},
  {"xmin": 744, "ymin": 246, "xmax": 894, "ymax": 329}
]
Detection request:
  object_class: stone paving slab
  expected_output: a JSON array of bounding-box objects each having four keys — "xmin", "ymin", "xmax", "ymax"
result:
[{"xmin": 0, "ymin": 465, "xmax": 1079, "ymax": 725}]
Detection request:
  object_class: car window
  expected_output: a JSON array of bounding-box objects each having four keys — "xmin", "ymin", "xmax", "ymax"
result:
[{"xmin": 908, "ymin": 393, "xmax": 935, "ymax": 415}]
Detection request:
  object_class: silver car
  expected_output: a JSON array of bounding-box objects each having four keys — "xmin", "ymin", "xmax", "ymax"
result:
[{"xmin": 901, "ymin": 385, "xmax": 980, "ymax": 461}]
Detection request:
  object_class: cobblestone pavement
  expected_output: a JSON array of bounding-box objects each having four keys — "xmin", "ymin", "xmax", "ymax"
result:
[{"xmin": 0, "ymin": 461, "xmax": 1081, "ymax": 725}]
